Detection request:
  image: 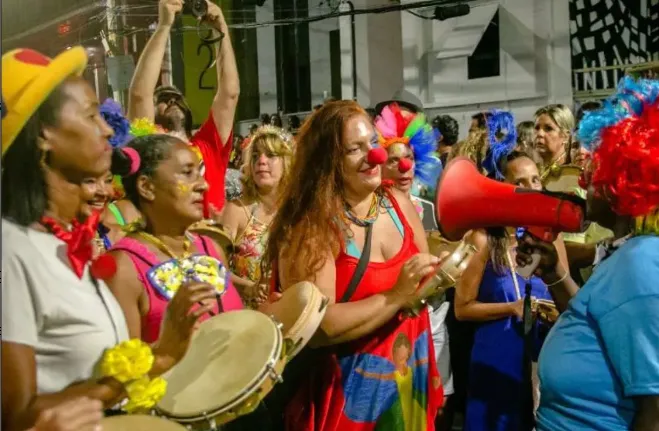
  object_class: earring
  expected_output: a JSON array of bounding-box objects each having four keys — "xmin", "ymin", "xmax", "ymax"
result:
[{"xmin": 39, "ymin": 149, "xmax": 48, "ymax": 167}]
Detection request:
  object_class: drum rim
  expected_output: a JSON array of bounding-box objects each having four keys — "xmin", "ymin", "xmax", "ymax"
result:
[
  {"xmin": 101, "ymin": 414, "xmax": 187, "ymax": 430},
  {"xmin": 285, "ymin": 282, "xmax": 328, "ymax": 358},
  {"xmin": 155, "ymin": 311, "xmax": 284, "ymax": 421}
]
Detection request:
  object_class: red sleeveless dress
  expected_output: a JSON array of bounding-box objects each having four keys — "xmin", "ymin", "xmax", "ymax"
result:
[{"xmin": 284, "ymin": 193, "xmax": 443, "ymax": 431}]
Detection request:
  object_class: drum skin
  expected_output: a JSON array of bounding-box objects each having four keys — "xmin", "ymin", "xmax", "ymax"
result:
[
  {"xmin": 262, "ymin": 281, "xmax": 329, "ymax": 359},
  {"xmin": 101, "ymin": 415, "xmax": 186, "ymax": 431},
  {"xmin": 188, "ymin": 220, "xmax": 235, "ymax": 258},
  {"xmin": 155, "ymin": 310, "xmax": 285, "ymax": 427}
]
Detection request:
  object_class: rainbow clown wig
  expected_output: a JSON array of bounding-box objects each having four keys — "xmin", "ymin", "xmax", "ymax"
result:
[
  {"xmin": 374, "ymin": 103, "xmax": 442, "ymax": 187},
  {"xmin": 577, "ymin": 76, "xmax": 659, "ymax": 233}
]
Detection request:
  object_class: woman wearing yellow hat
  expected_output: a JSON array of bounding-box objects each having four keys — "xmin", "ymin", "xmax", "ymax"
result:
[{"xmin": 1, "ymin": 47, "xmax": 214, "ymax": 429}]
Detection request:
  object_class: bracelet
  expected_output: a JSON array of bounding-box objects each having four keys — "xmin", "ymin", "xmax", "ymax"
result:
[
  {"xmin": 546, "ymin": 270, "xmax": 569, "ymax": 287},
  {"xmin": 99, "ymin": 339, "xmax": 168, "ymax": 413}
]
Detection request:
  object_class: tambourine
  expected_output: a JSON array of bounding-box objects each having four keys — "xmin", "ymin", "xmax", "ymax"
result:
[
  {"xmin": 407, "ymin": 239, "xmax": 477, "ymax": 316},
  {"xmin": 188, "ymin": 220, "xmax": 235, "ymax": 258},
  {"xmin": 532, "ymin": 298, "xmax": 559, "ymax": 325},
  {"xmin": 101, "ymin": 415, "xmax": 186, "ymax": 430},
  {"xmin": 542, "ymin": 164, "xmax": 583, "ymax": 194},
  {"xmin": 427, "ymin": 231, "xmax": 462, "ymax": 258}
]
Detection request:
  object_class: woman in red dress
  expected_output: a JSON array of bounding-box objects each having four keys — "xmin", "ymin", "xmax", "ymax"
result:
[{"xmin": 264, "ymin": 100, "xmax": 444, "ymax": 431}]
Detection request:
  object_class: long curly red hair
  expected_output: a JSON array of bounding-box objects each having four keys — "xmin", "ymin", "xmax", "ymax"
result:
[{"xmin": 263, "ymin": 100, "xmax": 368, "ymax": 285}]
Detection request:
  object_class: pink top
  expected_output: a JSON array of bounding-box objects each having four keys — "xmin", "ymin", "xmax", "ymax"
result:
[{"xmin": 111, "ymin": 234, "xmax": 243, "ymax": 343}]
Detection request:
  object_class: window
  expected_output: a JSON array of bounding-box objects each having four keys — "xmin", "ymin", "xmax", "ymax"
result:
[{"xmin": 468, "ymin": 11, "xmax": 500, "ymax": 79}]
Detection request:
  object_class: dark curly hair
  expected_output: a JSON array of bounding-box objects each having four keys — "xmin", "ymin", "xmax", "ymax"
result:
[
  {"xmin": 111, "ymin": 134, "xmax": 185, "ymax": 209},
  {"xmin": 432, "ymin": 115, "xmax": 459, "ymax": 146},
  {"xmin": 263, "ymin": 100, "xmax": 367, "ymax": 285}
]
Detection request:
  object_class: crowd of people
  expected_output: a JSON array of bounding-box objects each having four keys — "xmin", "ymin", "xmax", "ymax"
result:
[{"xmin": 2, "ymin": 1, "xmax": 659, "ymax": 431}]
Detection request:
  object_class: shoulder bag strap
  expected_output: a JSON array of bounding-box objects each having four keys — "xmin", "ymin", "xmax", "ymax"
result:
[{"xmin": 339, "ymin": 223, "xmax": 373, "ymax": 303}]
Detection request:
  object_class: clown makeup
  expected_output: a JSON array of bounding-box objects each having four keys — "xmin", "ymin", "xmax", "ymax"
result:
[
  {"xmin": 342, "ymin": 114, "xmax": 381, "ymax": 197},
  {"xmin": 148, "ymin": 143, "xmax": 209, "ymax": 223},
  {"xmin": 382, "ymin": 143, "xmax": 415, "ymax": 193},
  {"xmin": 176, "ymin": 180, "xmax": 192, "ymax": 195}
]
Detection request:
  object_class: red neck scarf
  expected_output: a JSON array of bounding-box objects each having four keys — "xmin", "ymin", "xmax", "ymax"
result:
[{"xmin": 40, "ymin": 211, "xmax": 101, "ymax": 279}]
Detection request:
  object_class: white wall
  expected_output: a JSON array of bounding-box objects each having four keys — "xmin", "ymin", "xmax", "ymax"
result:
[
  {"xmin": 248, "ymin": 0, "xmax": 573, "ymax": 137},
  {"xmin": 309, "ymin": 16, "xmax": 339, "ymax": 106},
  {"xmin": 395, "ymin": 0, "xmax": 573, "ymax": 139},
  {"xmin": 256, "ymin": 3, "xmax": 278, "ymax": 114}
]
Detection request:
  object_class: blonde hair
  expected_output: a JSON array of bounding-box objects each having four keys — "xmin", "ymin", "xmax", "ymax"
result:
[
  {"xmin": 534, "ymin": 104, "xmax": 575, "ymax": 163},
  {"xmin": 241, "ymin": 126, "xmax": 294, "ymax": 201},
  {"xmin": 447, "ymin": 129, "xmax": 490, "ymax": 173}
]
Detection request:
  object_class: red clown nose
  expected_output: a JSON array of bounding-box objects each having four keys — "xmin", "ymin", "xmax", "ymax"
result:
[
  {"xmin": 367, "ymin": 147, "xmax": 387, "ymax": 165},
  {"xmin": 398, "ymin": 158, "xmax": 413, "ymax": 173}
]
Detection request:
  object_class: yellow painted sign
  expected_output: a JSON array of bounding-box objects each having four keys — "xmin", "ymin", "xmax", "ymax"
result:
[{"xmin": 181, "ymin": 13, "xmax": 217, "ymax": 125}]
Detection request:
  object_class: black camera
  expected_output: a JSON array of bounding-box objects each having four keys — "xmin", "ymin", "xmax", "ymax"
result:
[{"xmin": 183, "ymin": 0, "xmax": 208, "ymax": 19}]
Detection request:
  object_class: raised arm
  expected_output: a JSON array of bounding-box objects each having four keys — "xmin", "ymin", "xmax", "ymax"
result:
[
  {"xmin": 127, "ymin": 0, "xmax": 182, "ymax": 121},
  {"xmin": 205, "ymin": 1, "xmax": 240, "ymax": 144}
]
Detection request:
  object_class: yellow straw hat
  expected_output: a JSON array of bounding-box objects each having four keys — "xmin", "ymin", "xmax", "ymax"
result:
[{"xmin": 2, "ymin": 47, "xmax": 88, "ymax": 155}]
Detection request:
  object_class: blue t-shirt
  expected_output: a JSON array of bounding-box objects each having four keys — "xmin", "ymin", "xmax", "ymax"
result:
[{"xmin": 537, "ymin": 235, "xmax": 659, "ymax": 431}]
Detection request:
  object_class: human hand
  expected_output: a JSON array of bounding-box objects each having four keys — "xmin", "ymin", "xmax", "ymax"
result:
[
  {"xmin": 204, "ymin": 0, "xmax": 226, "ymax": 28},
  {"xmin": 207, "ymin": 204, "xmax": 223, "ymax": 225},
  {"xmin": 391, "ymin": 253, "xmax": 442, "ymax": 302},
  {"xmin": 159, "ymin": 0, "xmax": 183, "ymax": 28},
  {"xmin": 30, "ymin": 398, "xmax": 103, "ymax": 431},
  {"xmin": 511, "ymin": 298, "xmax": 526, "ymax": 319},
  {"xmin": 245, "ymin": 281, "xmax": 270, "ymax": 306},
  {"xmin": 515, "ymin": 233, "xmax": 560, "ymax": 279},
  {"xmin": 155, "ymin": 281, "xmax": 216, "ymax": 363}
]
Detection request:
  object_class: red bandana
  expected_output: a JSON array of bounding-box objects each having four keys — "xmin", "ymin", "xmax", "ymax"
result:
[{"xmin": 40, "ymin": 211, "xmax": 101, "ymax": 279}]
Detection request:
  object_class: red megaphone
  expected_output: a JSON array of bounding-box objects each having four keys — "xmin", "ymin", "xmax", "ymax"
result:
[{"xmin": 435, "ymin": 157, "xmax": 585, "ymax": 241}]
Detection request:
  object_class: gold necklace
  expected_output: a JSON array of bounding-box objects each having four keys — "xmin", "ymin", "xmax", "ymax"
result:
[
  {"xmin": 540, "ymin": 150, "xmax": 566, "ymax": 181},
  {"xmin": 137, "ymin": 231, "xmax": 192, "ymax": 260}
]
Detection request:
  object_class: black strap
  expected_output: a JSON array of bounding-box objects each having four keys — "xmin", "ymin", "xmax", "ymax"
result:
[{"xmin": 339, "ymin": 224, "xmax": 373, "ymax": 303}]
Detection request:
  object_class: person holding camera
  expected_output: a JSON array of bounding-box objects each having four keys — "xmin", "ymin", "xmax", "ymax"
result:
[{"xmin": 128, "ymin": 0, "xmax": 239, "ymax": 216}]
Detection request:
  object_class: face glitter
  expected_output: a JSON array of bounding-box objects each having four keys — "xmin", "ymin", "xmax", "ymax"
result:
[{"xmin": 177, "ymin": 180, "xmax": 191, "ymax": 194}]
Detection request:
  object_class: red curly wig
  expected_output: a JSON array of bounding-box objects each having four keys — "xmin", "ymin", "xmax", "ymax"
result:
[
  {"xmin": 590, "ymin": 101, "xmax": 659, "ymax": 217},
  {"xmin": 263, "ymin": 100, "xmax": 368, "ymax": 286}
]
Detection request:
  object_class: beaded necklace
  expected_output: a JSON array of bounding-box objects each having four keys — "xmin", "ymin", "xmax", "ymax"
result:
[{"xmin": 343, "ymin": 193, "xmax": 380, "ymax": 227}]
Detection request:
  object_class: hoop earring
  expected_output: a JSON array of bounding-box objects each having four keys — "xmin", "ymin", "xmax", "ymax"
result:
[{"xmin": 39, "ymin": 150, "xmax": 48, "ymax": 167}]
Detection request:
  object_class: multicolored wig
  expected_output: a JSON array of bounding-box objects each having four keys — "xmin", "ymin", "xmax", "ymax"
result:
[
  {"xmin": 577, "ymin": 77, "xmax": 659, "ymax": 228},
  {"xmin": 482, "ymin": 110, "xmax": 518, "ymax": 180},
  {"xmin": 374, "ymin": 103, "xmax": 442, "ymax": 187}
]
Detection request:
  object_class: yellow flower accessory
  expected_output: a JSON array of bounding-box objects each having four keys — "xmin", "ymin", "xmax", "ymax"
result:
[
  {"xmin": 100, "ymin": 339, "xmax": 154, "ymax": 383},
  {"xmin": 123, "ymin": 376, "xmax": 168, "ymax": 413},
  {"xmin": 99, "ymin": 339, "xmax": 168, "ymax": 413},
  {"xmin": 130, "ymin": 118, "xmax": 164, "ymax": 137}
]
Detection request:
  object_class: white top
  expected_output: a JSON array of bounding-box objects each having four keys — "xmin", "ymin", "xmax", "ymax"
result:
[{"xmin": 2, "ymin": 219, "xmax": 129, "ymax": 394}]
